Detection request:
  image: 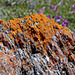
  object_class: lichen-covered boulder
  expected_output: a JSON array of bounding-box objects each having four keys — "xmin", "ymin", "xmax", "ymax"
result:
[{"xmin": 0, "ymin": 13, "xmax": 75, "ymax": 75}]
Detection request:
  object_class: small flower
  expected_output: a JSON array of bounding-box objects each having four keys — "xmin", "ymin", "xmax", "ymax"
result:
[
  {"xmin": 61, "ymin": 20, "xmax": 69, "ymax": 26},
  {"xmin": 54, "ymin": 5, "xmax": 58, "ymax": 9},
  {"xmin": 40, "ymin": 7, "xmax": 45, "ymax": 12},
  {"xmin": 72, "ymin": 4, "xmax": 75, "ymax": 9},
  {"xmin": 47, "ymin": 15, "xmax": 50, "ymax": 18},
  {"xmin": 38, "ymin": 11, "xmax": 42, "ymax": 14},
  {"xmin": 62, "ymin": 22, "xmax": 66, "ymax": 26},
  {"xmin": 40, "ymin": 8, "xmax": 44, "ymax": 12},
  {"xmin": 70, "ymin": 11, "xmax": 75, "ymax": 14},
  {"xmin": 56, "ymin": 19, "xmax": 61, "ymax": 22},
  {"xmin": 51, "ymin": 5, "xmax": 58, "ymax": 11},
  {"xmin": 55, "ymin": 16, "xmax": 58, "ymax": 19},
  {"xmin": 59, "ymin": 16, "xmax": 63, "ymax": 19},
  {"xmin": 64, "ymin": 20, "xmax": 69, "ymax": 24},
  {"xmin": 38, "ymin": 7, "xmax": 45, "ymax": 14}
]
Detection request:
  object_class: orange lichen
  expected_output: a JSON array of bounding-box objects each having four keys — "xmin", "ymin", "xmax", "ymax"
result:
[{"xmin": 0, "ymin": 13, "xmax": 75, "ymax": 75}]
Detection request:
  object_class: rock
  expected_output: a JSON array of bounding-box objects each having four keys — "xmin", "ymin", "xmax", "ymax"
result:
[{"xmin": 0, "ymin": 13, "xmax": 75, "ymax": 75}]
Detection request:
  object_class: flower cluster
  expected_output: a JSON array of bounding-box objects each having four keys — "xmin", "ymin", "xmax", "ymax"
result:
[
  {"xmin": 62, "ymin": 20, "xmax": 69, "ymax": 26},
  {"xmin": 38, "ymin": 7, "xmax": 45, "ymax": 14},
  {"xmin": 45, "ymin": 4, "xmax": 70, "ymax": 27},
  {"xmin": 55, "ymin": 16, "xmax": 63, "ymax": 22}
]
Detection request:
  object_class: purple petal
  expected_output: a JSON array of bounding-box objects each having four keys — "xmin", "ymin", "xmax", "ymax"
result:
[
  {"xmin": 47, "ymin": 15, "xmax": 50, "ymax": 18},
  {"xmin": 51, "ymin": 8, "xmax": 54, "ymax": 10},
  {"xmin": 62, "ymin": 22, "xmax": 66, "ymax": 26},
  {"xmin": 55, "ymin": 16, "xmax": 58, "ymax": 19},
  {"xmin": 64, "ymin": 20, "xmax": 69, "ymax": 24},
  {"xmin": 59, "ymin": 16, "xmax": 63, "ymax": 19},
  {"xmin": 38, "ymin": 11, "xmax": 42, "ymax": 14},
  {"xmin": 40, "ymin": 8, "xmax": 44, "ymax": 12},
  {"xmin": 72, "ymin": 4, "xmax": 75, "ymax": 9},
  {"xmin": 70, "ymin": 11, "xmax": 75, "ymax": 14},
  {"xmin": 51, "ymin": 5, "xmax": 58, "ymax": 11},
  {"xmin": 56, "ymin": 19, "xmax": 61, "ymax": 22},
  {"xmin": 54, "ymin": 5, "xmax": 58, "ymax": 9}
]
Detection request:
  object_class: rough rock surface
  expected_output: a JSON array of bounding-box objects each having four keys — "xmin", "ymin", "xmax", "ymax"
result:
[{"xmin": 0, "ymin": 13, "xmax": 75, "ymax": 75}]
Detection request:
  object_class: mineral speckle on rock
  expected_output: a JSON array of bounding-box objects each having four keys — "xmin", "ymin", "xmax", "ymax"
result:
[{"xmin": 0, "ymin": 13, "xmax": 75, "ymax": 75}]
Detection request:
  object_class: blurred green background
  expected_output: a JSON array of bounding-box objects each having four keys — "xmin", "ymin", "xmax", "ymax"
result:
[{"xmin": 0, "ymin": 0, "xmax": 75, "ymax": 31}]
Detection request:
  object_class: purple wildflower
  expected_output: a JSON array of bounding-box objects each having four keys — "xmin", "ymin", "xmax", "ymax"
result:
[
  {"xmin": 38, "ymin": 11, "xmax": 42, "ymax": 14},
  {"xmin": 59, "ymin": 16, "xmax": 63, "ymax": 19},
  {"xmin": 56, "ymin": 19, "xmax": 61, "ymax": 22},
  {"xmin": 51, "ymin": 5, "xmax": 58, "ymax": 11},
  {"xmin": 72, "ymin": 4, "xmax": 75, "ymax": 9},
  {"xmin": 70, "ymin": 11, "xmax": 75, "ymax": 14},
  {"xmin": 55, "ymin": 16, "xmax": 58, "ymax": 19},
  {"xmin": 62, "ymin": 20, "xmax": 69, "ymax": 26},
  {"xmin": 62, "ymin": 22, "xmax": 66, "ymax": 26},
  {"xmin": 64, "ymin": 20, "xmax": 69, "ymax": 24},
  {"xmin": 54, "ymin": 5, "xmax": 58, "ymax": 9},
  {"xmin": 40, "ymin": 8, "xmax": 44, "ymax": 12},
  {"xmin": 38, "ymin": 7, "xmax": 45, "ymax": 14},
  {"xmin": 47, "ymin": 15, "xmax": 50, "ymax": 18},
  {"xmin": 40, "ymin": 7, "xmax": 45, "ymax": 12}
]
